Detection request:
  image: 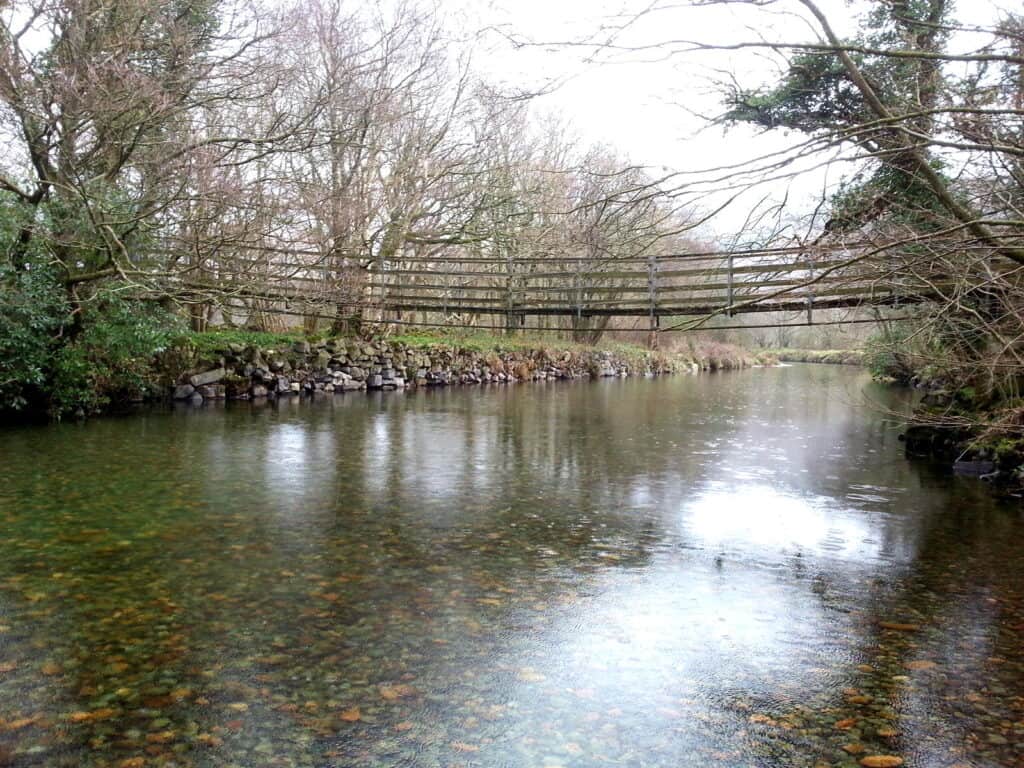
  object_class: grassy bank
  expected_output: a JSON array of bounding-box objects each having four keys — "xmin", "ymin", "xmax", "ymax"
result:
[
  {"xmin": 1, "ymin": 322, "xmax": 778, "ymax": 419},
  {"xmin": 768, "ymin": 348, "xmax": 864, "ymax": 366},
  {"xmin": 858, "ymin": 330, "xmax": 1024, "ymax": 495},
  {"xmin": 178, "ymin": 329, "xmax": 774, "ymax": 373}
]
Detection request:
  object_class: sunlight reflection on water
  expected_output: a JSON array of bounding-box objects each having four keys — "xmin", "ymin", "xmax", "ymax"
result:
[{"xmin": 684, "ymin": 484, "xmax": 878, "ymax": 560}]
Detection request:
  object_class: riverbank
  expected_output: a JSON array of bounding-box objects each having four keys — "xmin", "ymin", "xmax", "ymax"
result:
[
  {"xmin": 0, "ymin": 327, "xmax": 778, "ymax": 419},
  {"xmin": 142, "ymin": 331, "xmax": 774, "ymax": 409},
  {"xmin": 838, "ymin": 338, "xmax": 1022, "ymax": 496},
  {"xmin": 759, "ymin": 345, "xmax": 1021, "ymax": 495},
  {"xmin": 769, "ymin": 348, "xmax": 864, "ymax": 366},
  {"xmin": 159, "ymin": 332, "xmax": 775, "ymax": 405},
  {"xmin": 899, "ymin": 393, "xmax": 1024, "ymax": 496}
]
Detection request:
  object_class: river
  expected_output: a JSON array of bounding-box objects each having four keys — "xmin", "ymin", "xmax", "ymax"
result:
[{"xmin": 0, "ymin": 364, "xmax": 1021, "ymax": 767}]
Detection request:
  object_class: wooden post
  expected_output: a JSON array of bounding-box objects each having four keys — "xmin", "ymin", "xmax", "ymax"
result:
[
  {"xmin": 647, "ymin": 251, "xmax": 659, "ymax": 349},
  {"xmin": 726, "ymin": 254, "xmax": 734, "ymax": 317},
  {"xmin": 505, "ymin": 248, "xmax": 514, "ymax": 335},
  {"xmin": 378, "ymin": 250, "xmax": 387, "ymax": 324},
  {"xmin": 891, "ymin": 249, "xmax": 900, "ymax": 311},
  {"xmin": 807, "ymin": 256, "xmax": 814, "ymax": 324},
  {"xmin": 575, "ymin": 263, "xmax": 583, "ymax": 332}
]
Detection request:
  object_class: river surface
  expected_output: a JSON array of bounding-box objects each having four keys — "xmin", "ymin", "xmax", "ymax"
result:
[{"xmin": 0, "ymin": 364, "xmax": 1021, "ymax": 768}]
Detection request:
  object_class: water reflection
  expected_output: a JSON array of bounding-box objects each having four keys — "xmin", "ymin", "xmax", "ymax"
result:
[
  {"xmin": 0, "ymin": 365, "xmax": 1021, "ymax": 767},
  {"xmin": 684, "ymin": 484, "xmax": 879, "ymax": 560}
]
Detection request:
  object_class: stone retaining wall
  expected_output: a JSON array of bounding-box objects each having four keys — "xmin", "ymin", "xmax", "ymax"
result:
[{"xmin": 167, "ymin": 339, "xmax": 684, "ymax": 404}]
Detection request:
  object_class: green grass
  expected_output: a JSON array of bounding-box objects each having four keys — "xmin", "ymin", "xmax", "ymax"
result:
[
  {"xmin": 176, "ymin": 329, "xmax": 305, "ymax": 354},
  {"xmin": 177, "ymin": 328, "xmax": 776, "ymax": 375},
  {"xmin": 389, "ymin": 329, "xmax": 650, "ymax": 356},
  {"xmin": 767, "ymin": 348, "xmax": 864, "ymax": 365},
  {"xmin": 179, "ymin": 328, "xmax": 652, "ymax": 356},
  {"xmin": 180, "ymin": 327, "xmax": 671, "ymax": 370}
]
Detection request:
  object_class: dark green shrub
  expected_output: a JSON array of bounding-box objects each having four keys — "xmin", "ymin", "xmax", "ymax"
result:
[
  {"xmin": 0, "ymin": 261, "xmax": 68, "ymax": 410},
  {"xmin": 864, "ymin": 329, "xmax": 916, "ymax": 382},
  {"xmin": 50, "ymin": 296, "xmax": 183, "ymax": 415}
]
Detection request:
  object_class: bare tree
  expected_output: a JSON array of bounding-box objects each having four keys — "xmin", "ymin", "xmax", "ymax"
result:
[{"xmin": 0, "ymin": 0, "xmax": 304, "ymax": 308}]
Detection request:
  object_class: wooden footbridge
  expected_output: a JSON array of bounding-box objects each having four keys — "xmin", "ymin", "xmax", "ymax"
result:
[{"xmin": 180, "ymin": 239, "xmax": 973, "ymax": 333}]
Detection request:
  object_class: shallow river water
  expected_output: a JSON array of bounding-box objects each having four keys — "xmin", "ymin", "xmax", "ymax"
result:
[{"xmin": 0, "ymin": 364, "xmax": 1022, "ymax": 768}]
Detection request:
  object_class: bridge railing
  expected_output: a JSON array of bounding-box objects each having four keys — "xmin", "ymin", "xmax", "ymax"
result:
[{"xmin": 170, "ymin": 239, "xmax": 998, "ymax": 331}]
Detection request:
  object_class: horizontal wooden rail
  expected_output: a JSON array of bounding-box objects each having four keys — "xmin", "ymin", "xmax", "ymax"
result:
[
  {"xmin": 367, "ymin": 274, "xmax": 891, "ymax": 297},
  {"xmin": 377, "ymin": 293, "xmax": 928, "ymax": 317},
  {"xmin": 168, "ymin": 239, "xmax": 995, "ymax": 333}
]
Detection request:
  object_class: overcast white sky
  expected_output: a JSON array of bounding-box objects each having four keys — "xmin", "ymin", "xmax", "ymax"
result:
[
  {"xmin": 447, "ymin": 0, "xmax": 858, "ymax": 238},
  {"xmin": 443, "ymin": 0, "xmax": 1014, "ymax": 238}
]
